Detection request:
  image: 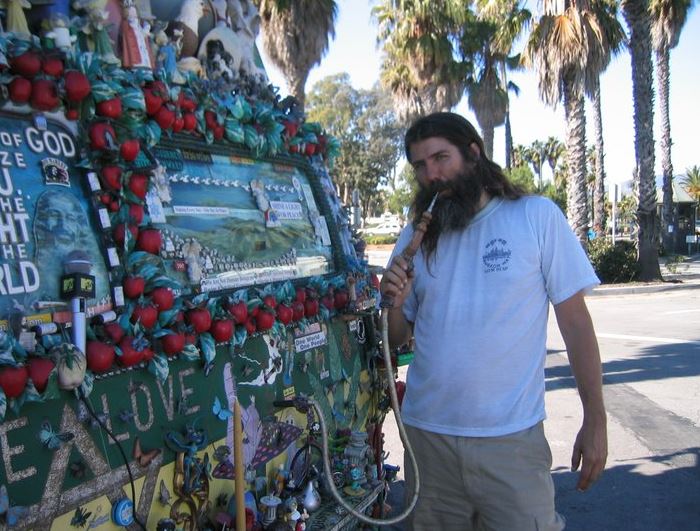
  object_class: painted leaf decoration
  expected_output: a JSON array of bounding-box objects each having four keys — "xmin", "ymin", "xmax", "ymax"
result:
[
  {"xmin": 121, "ymin": 87, "xmax": 146, "ymax": 111},
  {"xmin": 0, "ymin": 391, "xmax": 6, "ymax": 422},
  {"xmin": 198, "ymin": 333, "xmax": 216, "ymax": 366},
  {"xmin": 181, "ymin": 344, "xmax": 200, "ymax": 362},
  {"xmin": 233, "ymin": 326, "xmax": 247, "ymax": 348},
  {"xmin": 148, "ymin": 355, "xmax": 169, "ymax": 383},
  {"xmin": 224, "ymin": 117, "xmax": 245, "ymax": 144},
  {"xmin": 89, "ymin": 80, "xmax": 116, "ymax": 102},
  {"xmin": 77, "ymin": 371, "xmax": 94, "ymax": 399}
]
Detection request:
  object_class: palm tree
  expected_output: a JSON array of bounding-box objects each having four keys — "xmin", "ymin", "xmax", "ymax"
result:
[
  {"xmin": 622, "ymin": 0, "xmax": 661, "ymax": 280},
  {"xmin": 650, "ymin": 0, "xmax": 692, "ymax": 254},
  {"xmin": 256, "ymin": 0, "xmax": 338, "ymax": 112},
  {"xmin": 373, "ymin": 0, "xmax": 471, "ymax": 124},
  {"xmin": 472, "ymin": 0, "xmax": 531, "ymax": 163},
  {"xmin": 683, "ymin": 165, "xmax": 700, "ymax": 201},
  {"xmin": 544, "ymin": 136, "xmax": 565, "ymax": 181},
  {"xmin": 528, "ymin": 139, "xmax": 546, "ymax": 191},
  {"xmin": 590, "ymin": 0, "xmax": 626, "ymax": 235},
  {"xmin": 524, "ymin": 0, "xmax": 611, "ymax": 244},
  {"xmin": 512, "ymin": 143, "xmax": 530, "ymax": 168}
]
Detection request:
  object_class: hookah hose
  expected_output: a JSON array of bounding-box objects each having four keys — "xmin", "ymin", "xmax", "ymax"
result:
[{"xmin": 277, "ymin": 194, "xmax": 439, "ymax": 525}]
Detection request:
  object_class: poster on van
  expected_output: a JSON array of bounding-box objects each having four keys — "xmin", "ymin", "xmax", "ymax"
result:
[
  {"xmin": 0, "ymin": 113, "xmax": 112, "ymax": 324},
  {"xmin": 149, "ymin": 146, "xmax": 335, "ymax": 294}
]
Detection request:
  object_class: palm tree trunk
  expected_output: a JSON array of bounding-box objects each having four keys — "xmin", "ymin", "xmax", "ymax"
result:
[
  {"xmin": 482, "ymin": 126, "xmax": 495, "ymax": 161},
  {"xmin": 657, "ymin": 44, "xmax": 675, "ymax": 254},
  {"xmin": 623, "ymin": 0, "xmax": 661, "ymax": 280},
  {"xmin": 289, "ymin": 71, "xmax": 308, "ymax": 113},
  {"xmin": 505, "ymin": 110, "xmax": 513, "ymax": 169},
  {"xmin": 591, "ymin": 78, "xmax": 607, "ymax": 236},
  {"xmin": 563, "ymin": 81, "xmax": 589, "ymax": 245}
]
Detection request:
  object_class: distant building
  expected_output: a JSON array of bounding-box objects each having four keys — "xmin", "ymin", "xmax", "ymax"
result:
[{"xmin": 656, "ymin": 179, "xmax": 698, "ymax": 254}]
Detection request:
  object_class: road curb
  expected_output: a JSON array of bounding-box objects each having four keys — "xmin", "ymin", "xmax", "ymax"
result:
[{"xmin": 591, "ymin": 280, "xmax": 700, "ymax": 296}]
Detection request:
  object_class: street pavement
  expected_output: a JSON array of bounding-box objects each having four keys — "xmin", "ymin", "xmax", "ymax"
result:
[{"xmin": 367, "ymin": 247, "xmax": 700, "ymax": 530}]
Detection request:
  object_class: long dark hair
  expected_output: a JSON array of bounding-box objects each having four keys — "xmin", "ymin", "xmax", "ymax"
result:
[{"xmin": 405, "ymin": 112, "xmax": 525, "ymax": 262}]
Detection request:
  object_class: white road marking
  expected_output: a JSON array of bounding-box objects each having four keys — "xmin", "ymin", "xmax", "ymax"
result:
[
  {"xmin": 661, "ymin": 309, "xmax": 700, "ymax": 315},
  {"xmin": 597, "ymin": 332, "xmax": 700, "ymax": 345}
]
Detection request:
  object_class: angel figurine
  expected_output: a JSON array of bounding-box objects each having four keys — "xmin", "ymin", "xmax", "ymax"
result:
[{"xmin": 1, "ymin": 0, "xmax": 31, "ymax": 39}]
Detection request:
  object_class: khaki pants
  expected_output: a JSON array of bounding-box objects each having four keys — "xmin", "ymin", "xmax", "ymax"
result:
[{"xmin": 404, "ymin": 422, "xmax": 565, "ymax": 531}]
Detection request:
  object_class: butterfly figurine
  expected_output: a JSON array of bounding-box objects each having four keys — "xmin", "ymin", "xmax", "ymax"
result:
[
  {"xmin": 212, "ymin": 397, "xmax": 233, "ymax": 421},
  {"xmin": 132, "ymin": 437, "xmax": 161, "ymax": 467},
  {"xmin": 158, "ymin": 479, "xmax": 171, "ymax": 506},
  {"xmin": 0, "ymin": 484, "xmax": 27, "ymax": 527},
  {"xmin": 76, "ymin": 402, "xmax": 108, "ymax": 430},
  {"xmin": 69, "ymin": 460, "xmax": 87, "ymax": 479},
  {"xmin": 70, "ymin": 505, "xmax": 92, "ymax": 528},
  {"xmin": 39, "ymin": 419, "xmax": 74, "ymax": 450}
]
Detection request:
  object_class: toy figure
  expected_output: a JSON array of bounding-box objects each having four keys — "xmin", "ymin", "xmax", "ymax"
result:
[
  {"xmin": 76, "ymin": 1, "xmax": 120, "ymax": 64},
  {"xmin": 45, "ymin": 14, "xmax": 78, "ymax": 52},
  {"xmin": 154, "ymin": 25, "xmax": 186, "ymax": 84},
  {"xmin": 1, "ymin": 0, "xmax": 32, "ymax": 38},
  {"xmin": 118, "ymin": 1, "xmax": 154, "ymax": 68},
  {"xmin": 168, "ymin": 0, "xmax": 205, "ymax": 58}
]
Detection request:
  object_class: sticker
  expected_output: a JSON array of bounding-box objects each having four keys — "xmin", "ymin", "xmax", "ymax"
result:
[
  {"xmin": 113, "ymin": 286, "xmax": 125, "ymax": 307},
  {"xmin": 41, "ymin": 157, "xmax": 69, "ymax": 186},
  {"xmin": 269, "ymin": 201, "xmax": 303, "ymax": 220},
  {"xmin": 294, "ymin": 330, "xmax": 327, "ymax": 353},
  {"xmin": 87, "ymin": 172, "xmax": 101, "ymax": 192},
  {"xmin": 301, "ymin": 183, "xmax": 318, "ymax": 214},
  {"xmin": 98, "ymin": 208, "xmax": 110, "ymax": 228},
  {"xmin": 105, "ymin": 248, "xmax": 118, "ymax": 268},
  {"xmin": 313, "ymin": 215, "xmax": 332, "ymax": 246},
  {"xmin": 18, "ymin": 331, "xmax": 35, "ymax": 353},
  {"xmin": 283, "ymin": 386, "xmax": 295, "ymax": 399}
]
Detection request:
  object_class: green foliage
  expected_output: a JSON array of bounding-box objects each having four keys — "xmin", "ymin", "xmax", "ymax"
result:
[
  {"xmin": 363, "ymin": 234, "xmax": 398, "ymax": 245},
  {"xmin": 306, "ymin": 75, "xmax": 403, "ymax": 214},
  {"xmin": 541, "ymin": 182, "xmax": 567, "ymax": 214},
  {"xmin": 505, "ymin": 165, "xmax": 536, "ymax": 193},
  {"xmin": 588, "ymin": 239, "xmax": 639, "ymax": 284}
]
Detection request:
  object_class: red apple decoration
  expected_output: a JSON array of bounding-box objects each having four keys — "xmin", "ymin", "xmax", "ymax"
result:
[
  {"xmin": 86, "ymin": 341, "xmax": 115, "ymax": 373},
  {"xmin": 8, "ymin": 77, "xmax": 32, "ymax": 104},
  {"xmin": 187, "ymin": 308, "xmax": 212, "ymax": 333},
  {"xmin": 27, "ymin": 358, "xmax": 55, "ymax": 393},
  {"xmin": 64, "ymin": 70, "xmax": 91, "ymax": 102},
  {"xmin": 136, "ymin": 229, "xmax": 162, "ymax": 254},
  {"xmin": 211, "ymin": 319, "xmax": 234, "ymax": 342},
  {"xmin": 0, "ymin": 366, "xmax": 28, "ymax": 398}
]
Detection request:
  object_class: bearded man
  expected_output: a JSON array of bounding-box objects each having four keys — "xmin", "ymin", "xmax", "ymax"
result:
[{"xmin": 381, "ymin": 112, "xmax": 607, "ymax": 530}]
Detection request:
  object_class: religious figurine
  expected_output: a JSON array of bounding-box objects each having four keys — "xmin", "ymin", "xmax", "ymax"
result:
[
  {"xmin": 167, "ymin": 0, "xmax": 205, "ymax": 59},
  {"xmin": 1, "ymin": 0, "xmax": 31, "ymax": 39},
  {"xmin": 154, "ymin": 25, "xmax": 186, "ymax": 84},
  {"xmin": 45, "ymin": 14, "xmax": 78, "ymax": 52},
  {"xmin": 74, "ymin": 0, "xmax": 120, "ymax": 65},
  {"xmin": 118, "ymin": 1, "xmax": 154, "ymax": 68}
]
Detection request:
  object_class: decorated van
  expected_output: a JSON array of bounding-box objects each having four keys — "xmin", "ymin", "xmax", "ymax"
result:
[{"xmin": 0, "ymin": 2, "xmax": 392, "ymax": 529}]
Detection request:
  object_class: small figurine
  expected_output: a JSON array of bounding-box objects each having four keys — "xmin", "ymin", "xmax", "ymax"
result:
[
  {"xmin": 119, "ymin": 1, "xmax": 155, "ymax": 68},
  {"xmin": 75, "ymin": 1, "xmax": 121, "ymax": 64},
  {"xmin": 1, "ymin": 0, "xmax": 31, "ymax": 39},
  {"xmin": 168, "ymin": 0, "xmax": 205, "ymax": 58},
  {"xmin": 154, "ymin": 25, "xmax": 186, "ymax": 84},
  {"xmin": 45, "ymin": 14, "xmax": 77, "ymax": 52}
]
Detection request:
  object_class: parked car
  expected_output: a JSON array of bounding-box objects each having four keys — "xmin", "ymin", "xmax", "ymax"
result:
[{"xmin": 360, "ymin": 220, "xmax": 403, "ymax": 236}]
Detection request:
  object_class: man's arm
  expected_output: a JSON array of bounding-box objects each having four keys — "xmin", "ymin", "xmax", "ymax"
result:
[{"xmin": 553, "ymin": 290, "xmax": 607, "ymax": 491}]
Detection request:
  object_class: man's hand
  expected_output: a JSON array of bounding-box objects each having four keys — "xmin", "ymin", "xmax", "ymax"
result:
[
  {"xmin": 571, "ymin": 414, "xmax": 607, "ymax": 491},
  {"xmin": 380, "ymin": 254, "xmax": 414, "ymax": 309}
]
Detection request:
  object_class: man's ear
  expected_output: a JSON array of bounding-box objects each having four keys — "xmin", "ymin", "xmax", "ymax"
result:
[{"xmin": 469, "ymin": 142, "xmax": 481, "ymax": 159}]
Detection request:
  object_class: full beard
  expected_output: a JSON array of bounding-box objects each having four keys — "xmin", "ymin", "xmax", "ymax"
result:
[{"xmin": 412, "ymin": 166, "xmax": 485, "ymax": 235}]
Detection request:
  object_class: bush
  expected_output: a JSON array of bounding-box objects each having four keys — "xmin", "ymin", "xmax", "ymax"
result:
[
  {"xmin": 588, "ymin": 239, "xmax": 639, "ymax": 283},
  {"xmin": 363, "ymin": 234, "xmax": 398, "ymax": 245}
]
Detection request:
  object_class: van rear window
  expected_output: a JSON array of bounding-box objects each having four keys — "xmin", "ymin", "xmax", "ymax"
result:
[{"xmin": 148, "ymin": 145, "xmax": 335, "ymax": 294}]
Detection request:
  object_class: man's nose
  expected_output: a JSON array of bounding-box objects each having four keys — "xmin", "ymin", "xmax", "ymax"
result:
[{"xmin": 425, "ymin": 161, "xmax": 442, "ymax": 183}]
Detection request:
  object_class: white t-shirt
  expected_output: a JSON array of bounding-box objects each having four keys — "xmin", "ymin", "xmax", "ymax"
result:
[{"xmin": 389, "ymin": 196, "xmax": 599, "ymax": 437}]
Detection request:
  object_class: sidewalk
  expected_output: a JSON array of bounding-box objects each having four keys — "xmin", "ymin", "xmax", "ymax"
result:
[{"xmin": 591, "ymin": 253, "xmax": 700, "ymax": 296}]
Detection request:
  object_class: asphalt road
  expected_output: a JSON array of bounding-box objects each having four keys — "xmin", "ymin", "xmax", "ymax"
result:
[{"xmin": 372, "ymin": 247, "xmax": 700, "ymax": 530}]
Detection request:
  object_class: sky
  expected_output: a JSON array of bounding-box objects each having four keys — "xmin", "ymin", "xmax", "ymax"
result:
[{"xmin": 257, "ymin": 0, "xmax": 700, "ymax": 186}]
